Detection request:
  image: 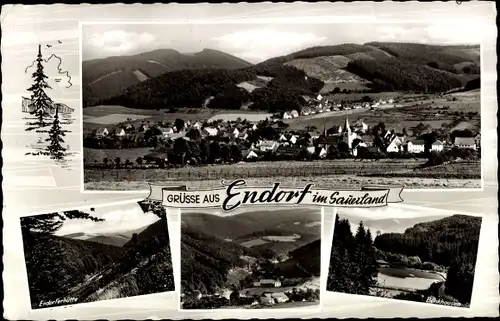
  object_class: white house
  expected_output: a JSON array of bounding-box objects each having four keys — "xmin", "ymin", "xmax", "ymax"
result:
[
  {"xmin": 431, "ymin": 140, "xmax": 444, "ymax": 152},
  {"xmin": 279, "ymin": 134, "xmax": 288, "ymax": 142},
  {"xmin": 114, "ymin": 128, "xmax": 126, "ymax": 137},
  {"xmin": 232, "ymin": 128, "xmax": 240, "ymax": 138},
  {"xmin": 259, "ymin": 279, "xmax": 282, "ymax": 287},
  {"xmin": 454, "ymin": 137, "xmax": 476, "ymax": 150},
  {"xmin": 318, "ymin": 147, "xmax": 327, "ymax": 158},
  {"xmin": 162, "ymin": 128, "xmax": 174, "ymax": 136},
  {"xmin": 245, "ymin": 150, "xmax": 258, "ymax": 160},
  {"xmin": 386, "ymin": 137, "xmax": 403, "ymax": 153},
  {"xmin": 407, "ymin": 140, "xmax": 426, "ymax": 153},
  {"xmin": 96, "ymin": 127, "xmax": 109, "ymax": 137},
  {"xmin": 388, "ymin": 98, "xmax": 394, "ymax": 104},
  {"xmin": 289, "ymin": 135, "xmax": 298, "ymax": 144},
  {"xmin": 259, "ymin": 141, "xmax": 280, "ymax": 152},
  {"xmin": 193, "ymin": 122, "xmax": 202, "ymax": 129},
  {"xmin": 316, "ymin": 94, "xmax": 323, "ymax": 101},
  {"xmin": 283, "ymin": 112, "xmax": 292, "ymax": 120},
  {"xmin": 272, "ymin": 292, "xmax": 289, "ymax": 303},
  {"xmin": 203, "ymin": 127, "xmax": 218, "ymax": 136},
  {"xmin": 251, "ymin": 124, "xmax": 258, "ymax": 131},
  {"xmin": 291, "ymin": 110, "xmax": 299, "ymax": 118}
]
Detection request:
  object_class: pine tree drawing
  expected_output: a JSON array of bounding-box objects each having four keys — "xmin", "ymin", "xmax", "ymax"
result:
[
  {"xmin": 46, "ymin": 105, "xmax": 67, "ymax": 160},
  {"xmin": 26, "ymin": 44, "xmax": 52, "ymax": 129}
]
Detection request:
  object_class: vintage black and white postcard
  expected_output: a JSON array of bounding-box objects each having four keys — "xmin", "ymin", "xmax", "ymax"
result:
[{"xmin": 1, "ymin": 2, "xmax": 498, "ymax": 320}]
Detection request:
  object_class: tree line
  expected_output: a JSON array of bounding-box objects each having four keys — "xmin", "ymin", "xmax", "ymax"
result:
[{"xmin": 327, "ymin": 215, "xmax": 378, "ymax": 295}]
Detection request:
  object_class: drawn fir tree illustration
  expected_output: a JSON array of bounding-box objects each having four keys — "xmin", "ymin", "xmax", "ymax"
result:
[
  {"xmin": 26, "ymin": 44, "xmax": 53, "ymax": 131},
  {"xmin": 45, "ymin": 105, "xmax": 69, "ymax": 160}
]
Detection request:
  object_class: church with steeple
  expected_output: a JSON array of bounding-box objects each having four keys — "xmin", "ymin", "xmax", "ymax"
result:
[
  {"xmin": 319, "ymin": 116, "xmax": 359, "ymax": 155},
  {"xmin": 341, "ymin": 117, "xmax": 358, "ymax": 150}
]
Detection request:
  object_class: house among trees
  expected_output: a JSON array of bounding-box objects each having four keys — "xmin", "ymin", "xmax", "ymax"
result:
[
  {"xmin": 282, "ymin": 111, "xmax": 292, "ymax": 120},
  {"xmin": 454, "ymin": 137, "xmax": 477, "ymax": 150},
  {"xmin": 254, "ymin": 279, "xmax": 282, "ymax": 288},
  {"xmin": 242, "ymin": 149, "xmax": 258, "ymax": 160},
  {"xmin": 386, "ymin": 136, "xmax": 404, "ymax": 153},
  {"xmin": 407, "ymin": 139, "xmax": 426, "ymax": 153},
  {"xmin": 259, "ymin": 140, "xmax": 280, "ymax": 152},
  {"xmin": 203, "ymin": 127, "xmax": 218, "ymax": 136},
  {"xmin": 431, "ymin": 140, "xmax": 445, "ymax": 152},
  {"xmin": 114, "ymin": 128, "xmax": 126, "ymax": 137},
  {"xmin": 290, "ymin": 110, "xmax": 299, "ymax": 118},
  {"xmin": 95, "ymin": 127, "xmax": 109, "ymax": 138}
]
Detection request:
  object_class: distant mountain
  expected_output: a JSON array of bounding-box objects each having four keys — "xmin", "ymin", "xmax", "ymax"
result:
[
  {"xmin": 62, "ymin": 224, "xmax": 151, "ymax": 247},
  {"xmin": 82, "ymin": 48, "xmax": 253, "ymax": 106},
  {"xmin": 263, "ymin": 42, "xmax": 480, "ymax": 94},
  {"xmin": 86, "ymin": 42, "xmax": 480, "ymax": 112},
  {"xmin": 182, "ymin": 208, "xmax": 321, "ymax": 240},
  {"xmin": 346, "ymin": 215, "xmax": 451, "ymax": 235}
]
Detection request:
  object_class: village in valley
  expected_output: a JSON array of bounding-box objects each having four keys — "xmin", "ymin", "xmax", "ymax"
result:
[{"xmin": 83, "ymin": 92, "xmax": 480, "ymax": 172}]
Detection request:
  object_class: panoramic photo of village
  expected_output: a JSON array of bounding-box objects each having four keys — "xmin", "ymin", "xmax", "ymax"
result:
[
  {"xmin": 82, "ymin": 23, "xmax": 482, "ymax": 191},
  {"xmin": 327, "ymin": 207, "xmax": 482, "ymax": 308},
  {"xmin": 20, "ymin": 201, "xmax": 174, "ymax": 309},
  {"xmin": 179, "ymin": 207, "xmax": 321, "ymax": 310}
]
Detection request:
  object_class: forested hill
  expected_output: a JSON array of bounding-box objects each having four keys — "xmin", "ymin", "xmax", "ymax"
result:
[
  {"xmin": 22, "ymin": 232, "xmax": 124, "ymax": 308},
  {"xmin": 82, "ymin": 48, "xmax": 253, "ymax": 106},
  {"xmin": 373, "ymin": 214, "xmax": 482, "ymax": 268},
  {"xmin": 72, "ymin": 218, "xmax": 175, "ymax": 302},
  {"xmin": 86, "ymin": 42, "xmax": 480, "ymax": 110},
  {"xmin": 181, "ymin": 225, "xmax": 265, "ymax": 295},
  {"xmin": 288, "ymin": 239, "xmax": 321, "ymax": 276}
]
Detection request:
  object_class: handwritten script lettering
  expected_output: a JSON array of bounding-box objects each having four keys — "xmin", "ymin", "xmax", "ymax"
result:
[{"xmin": 148, "ymin": 180, "xmax": 404, "ymax": 212}]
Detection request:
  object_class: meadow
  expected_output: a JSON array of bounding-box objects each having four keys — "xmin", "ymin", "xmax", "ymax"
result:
[{"xmin": 84, "ymin": 158, "xmax": 481, "ymax": 190}]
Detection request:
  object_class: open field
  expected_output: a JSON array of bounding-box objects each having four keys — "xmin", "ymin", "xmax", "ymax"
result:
[
  {"xmin": 286, "ymin": 91, "xmax": 480, "ymax": 132},
  {"xmin": 85, "ymin": 114, "xmax": 152, "ymax": 125},
  {"xmin": 240, "ymin": 238, "xmax": 269, "ymax": 248},
  {"xmin": 84, "ymin": 158, "xmax": 481, "ymax": 190},
  {"xmin": 85, "ymin": 175, "xmax": 481, "ymax": 191}
]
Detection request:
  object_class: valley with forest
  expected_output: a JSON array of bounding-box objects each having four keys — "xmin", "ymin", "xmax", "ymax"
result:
[{"xmin": 180, "ymin": 208, "xmax": 321, "ymax": 309}]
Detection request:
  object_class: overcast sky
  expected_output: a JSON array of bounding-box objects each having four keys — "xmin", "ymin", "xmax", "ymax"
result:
[
  {"xmin": 82, "ymin": 22, "xmax": 481, "ymax": 63},
  {"xmin": 54, "ymin": 202, "xmax": 160, "ymax": 236}
]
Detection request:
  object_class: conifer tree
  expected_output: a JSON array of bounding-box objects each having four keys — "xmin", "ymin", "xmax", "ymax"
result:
[
  {"xmin": 45, "ymin": 106, "xmax": 67, "ymax": 160},
  {"xmin": 27, "ymin": 44, "xmax": 52, "ymax": 129}
]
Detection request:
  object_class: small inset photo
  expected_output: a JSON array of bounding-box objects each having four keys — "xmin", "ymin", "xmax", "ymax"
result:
[
  {"xmin": 327, "ymin": 207, "xmax": 482, "ymax": 308},
  {"xmin": 180, "ymin": 207, "xmax": 322, "ymax": 310},
  {"xmin": 20, "ymin": 201, "xmax": 175, "ymax": 309}
]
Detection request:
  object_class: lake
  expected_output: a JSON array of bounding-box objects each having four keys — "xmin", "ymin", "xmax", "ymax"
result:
[{"xmin": 377, "ymin": 267, "xmax": 445, "ymax": 291}]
